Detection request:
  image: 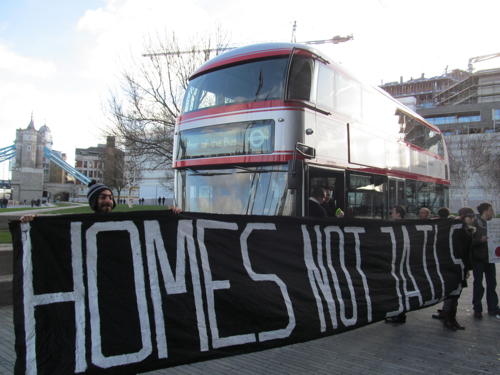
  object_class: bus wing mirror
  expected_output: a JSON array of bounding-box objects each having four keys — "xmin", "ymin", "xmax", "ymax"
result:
[
  {"xmin": 295, "ymin": 142, "xmax": 316, "ymax": 159},
  {"xmin": 287, "ymin": 159, "xmax": 303, "ymax": 190}
]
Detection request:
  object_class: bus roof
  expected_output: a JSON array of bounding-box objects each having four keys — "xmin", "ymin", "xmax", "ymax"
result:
[
  {"xmin": 190, "ymin": 42, "xmax": 323, "ymax": 79},
  {"xmin": 189, "ymin": 42, "xmax": 441, "ymax": 134}
]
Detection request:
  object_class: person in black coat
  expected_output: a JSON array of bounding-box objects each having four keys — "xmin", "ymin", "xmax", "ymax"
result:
[
  {"xmin": 432, "ymin": 207, "xmax": 475, "ymax": 330},
  {"xmin": 308, "ymin": 186, "xmax": 328, "ymax": 217},
  {"xmin": 471, "ymin": 203, "xmax": 499, "ymax": 318}
]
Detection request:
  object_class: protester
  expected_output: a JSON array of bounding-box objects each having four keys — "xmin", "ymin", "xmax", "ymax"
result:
[
  {"xmin": 437, "ymin": 207, "xmax": 451, "ymax": 219},
  {"xmin": 87, "ymin": 180, "xmax": 116, "ymax": 213},
  {"xmin": 385, "ymin": 205, "xmax": 407, "ymax": 324},
  {"xmin": 471, "ymin": 202, "xmax": 499, "ymax": 319},
  {"xmin": 418, "ymin": 207, "xmax": 431, "ymax": 219},
  {"xmin": 308, "ymin": 186, "xmax": 328, "ymax": 217},
  {"xmin": 432, "ymin": 207, "xmax": 475, "ymax": 330},
  {"xmin": 390, "ymin": 205, "xmax": 406, "ymax": 220}
]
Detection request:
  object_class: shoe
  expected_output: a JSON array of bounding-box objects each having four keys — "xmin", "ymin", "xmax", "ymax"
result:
[
  {"xmin": 385, "ymin": 313, "xmax": 406, "ymax": 324},
  {"xmin": 496, "ymin": 314, "xmax": 500, "ymax": 320},
  {"xmin": 473, "ymin": 311, "xmax": 482, "ymax": 319},
  {"xmin": 443, "ymin": 319, "xmax": 457, "ymax": 331},
  {"xmin": 487, "ymin": 308, "xmax": 500, "ymax": 316},
  {"xmin": 432, "ymin": 310, "xmax": 444, "ymax": 320},
  {"xmin": 452, "ymin": 320, "xmax": 465, "ymax": 330}
]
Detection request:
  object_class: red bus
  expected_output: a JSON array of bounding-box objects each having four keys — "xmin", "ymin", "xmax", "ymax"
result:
[{"xmin": 174, "ymin": 43, "xmax": 449, "ymax": 218}]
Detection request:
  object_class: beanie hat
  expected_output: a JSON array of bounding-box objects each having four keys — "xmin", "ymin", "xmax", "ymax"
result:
[{"xmin": 87, "ymin": 180, "xmax": 116, "ymax": 211}]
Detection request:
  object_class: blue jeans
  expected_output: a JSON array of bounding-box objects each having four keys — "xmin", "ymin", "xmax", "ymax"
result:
[{"xmin": 472, "ymin": 262, "xmax": 498, "ymax": 313}]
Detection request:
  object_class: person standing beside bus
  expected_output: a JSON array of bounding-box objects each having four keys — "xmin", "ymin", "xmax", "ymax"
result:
[
  {"xmin": 471, "ymin": 203, "xmax": 499, "ymax": 319},
  {"xmin": 432, "ymin": 207, "xmax": 475, "ymax": 330}
]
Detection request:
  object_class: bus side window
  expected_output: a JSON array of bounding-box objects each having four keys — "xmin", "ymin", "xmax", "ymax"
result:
[
  {"xmin": 287, "ymin": 55, "xmax": 313, "ymax": 101},
  {"xmin": 316, "ymin": 64, "xmax": 335, "ymax": 111},
  {"xmin": 336, "ymin": 73, "xmax": 361, "ymax": 119},
  {"xmin": 404, "ymin": 118, "xmax": 425, "ymax": 148}
]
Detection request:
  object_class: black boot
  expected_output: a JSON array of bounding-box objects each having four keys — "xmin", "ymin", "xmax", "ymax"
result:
[
  {"xmin": 450, "ymin": 307, "xmax": 465, "ymax": 330},
  {"xmin": 443, "ymin": 308, "xmax": 465, "ymax": 331},
  {"xmin": 385, "ymin": 313, "xmax": 406, "ymax": 324},
  {"xmin": 432, "ymin": 309, "xmax": 444, "ymax": 320}
]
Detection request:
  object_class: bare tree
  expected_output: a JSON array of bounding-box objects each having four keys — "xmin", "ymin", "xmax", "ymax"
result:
[
  {"xmin": 101, "ymin": 138, "xmax": 126, "ymax": 200},
  {"xmin": 123, "ymin": 153, "xmax": 144, "ymax": 201},
  {"xmin": 106, "ymin": 31, "xmax": 230, "ymax": 168},
  {"xmin": 476, "ymin": 133, "xmax": 500, "ymax": 209},
  {"xmin": 445, "ymin": 133, "xmax": 497, "ymax": 207}
]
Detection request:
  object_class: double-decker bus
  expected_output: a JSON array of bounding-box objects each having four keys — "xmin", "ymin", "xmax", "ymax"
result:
[{"xmin": 173, "ymin": 43, "xmax": 449, "ymax": 218}]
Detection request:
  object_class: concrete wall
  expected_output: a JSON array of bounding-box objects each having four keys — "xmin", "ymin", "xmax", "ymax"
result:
[{"xmin": 11, "ymin": 167, "xmax": 44, "ymax": 202}]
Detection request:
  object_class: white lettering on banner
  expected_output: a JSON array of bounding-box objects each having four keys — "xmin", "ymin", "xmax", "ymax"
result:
[
  {"xmin": 197, "ymin": 220, "xmax": 257, "ymax": 349},
  {"xmin": 380, "ymin": 227, "xmax": 404, "ymax": 318},
  {"xmin": 432, "ymin": 225, "xmax": 445, "ymax": 300},
  {"xmin": 21, "ymin": 222, "xmax": 87, "ymax": 375},
  {"xmin": 86, "ymin": 221, "xmax": 152, "ymax": 368},
  {"xmin": 302, "ymin": 225, "xmax": 374, "ymax": 329},
  {"xmin": 400, "ymin": 226, "xmax": 423, "ymax": 309},
  {"xmin": 302, "ymin": 225, "xmax": 338, "ymax": 332},
  {"xmin": 448, "ymin": 224, "xmax": 465, "ymax": 296},
  {"xmin": 144, "ymin": 220, "xmax": 208, "ymax": 354},
  {"xmin": 240, "ymin": 223, "xmax": 296, "ymax": 342},
  {"xmin": 324, "ymin": 226, "xmax": 349, "ymax": 327},
  {"xmin": 416, "ymin": 225, "xmax": 438, "ymax": 306},
  {"xmin": 345, "ymin": 227, "xmax": 372, "ymax": 323}
]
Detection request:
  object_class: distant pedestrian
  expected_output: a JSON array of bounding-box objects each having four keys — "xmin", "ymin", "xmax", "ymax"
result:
[
  {"xmin": 158, "ymin": 197, "xmax": 161, "ymax": 206},
  {"xmin": 161, "ymin": 197, "xmax": 165, "ymax": 206}
]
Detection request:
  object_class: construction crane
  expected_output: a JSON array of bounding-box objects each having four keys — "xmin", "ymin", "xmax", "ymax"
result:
[
  {"xmin": 468, "ymin": 52, "xmax": 500, "ymax": 72},
  {"xmin": 143, "ymin": 27, "xmax": 353, "ymax": 58},
  {"xmin": 301, "ymin": 34, "xmax": 353, "ymax": 45}
]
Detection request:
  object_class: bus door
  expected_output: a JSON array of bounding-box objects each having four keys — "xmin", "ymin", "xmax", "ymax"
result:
[
  {"xmin": 388, "ymin": 177, "xmax": 405, "ymax": 213},
  {"xmin": 306, "ymin": 165, "xmax": 345, "ymax": 217}
]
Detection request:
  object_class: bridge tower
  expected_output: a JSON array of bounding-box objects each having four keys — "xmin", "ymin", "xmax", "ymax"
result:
[{"xmin": 11, "ymin": 116, "xmax": 53, "ymax": 203}]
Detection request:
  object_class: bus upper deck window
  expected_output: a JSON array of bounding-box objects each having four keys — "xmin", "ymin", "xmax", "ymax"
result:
[{"xmin": 287, "ymin": 55, "xmax": 313, "ymax": 101}]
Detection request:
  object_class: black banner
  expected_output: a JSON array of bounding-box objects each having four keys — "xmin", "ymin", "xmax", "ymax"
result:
[{"xmin": 10, "ymin": 212, "xmax": 466, "ymax": 375}]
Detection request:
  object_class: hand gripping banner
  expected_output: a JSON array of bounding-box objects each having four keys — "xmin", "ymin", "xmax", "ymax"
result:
[{"xmin": 10, "ymin": 212, "xmax": 466, "ymax": 375}]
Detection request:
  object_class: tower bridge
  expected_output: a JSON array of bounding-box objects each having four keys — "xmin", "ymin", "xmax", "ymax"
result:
[{"xmin": 1, "ymin": 117, "xmax": 89, "ymax": 204}]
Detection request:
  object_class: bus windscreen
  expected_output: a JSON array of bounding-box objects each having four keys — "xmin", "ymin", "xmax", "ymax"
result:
[{"xmin": 182, "ymin": 57, "xmax": 288, "ymax": 113}]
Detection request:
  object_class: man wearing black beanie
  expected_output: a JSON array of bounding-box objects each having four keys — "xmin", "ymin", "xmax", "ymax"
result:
[{"xmin": 87, "ymin": 180, "xmax": 116, "ymax": 214}]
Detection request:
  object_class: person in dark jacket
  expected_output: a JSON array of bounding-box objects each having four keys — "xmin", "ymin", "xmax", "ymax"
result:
[
  {"xmin": 471, "ymin": 202, "xmax": 499, "ymax": 319},
  {"xmin": 308, "ymin": 186, "xmax": 328, "ymax": 217},
  {"xmin": 432, "ymin": 207, "xmax": 475, "ymax": 330},
  {"xmin": 321, "ymin": 186, "xmax": 345, "ymax": 218}
]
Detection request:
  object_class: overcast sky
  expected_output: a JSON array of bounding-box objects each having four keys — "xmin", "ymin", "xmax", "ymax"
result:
[{"xmin": 1, "ymin": 0, "xmax": 499, "ymax": 179}]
